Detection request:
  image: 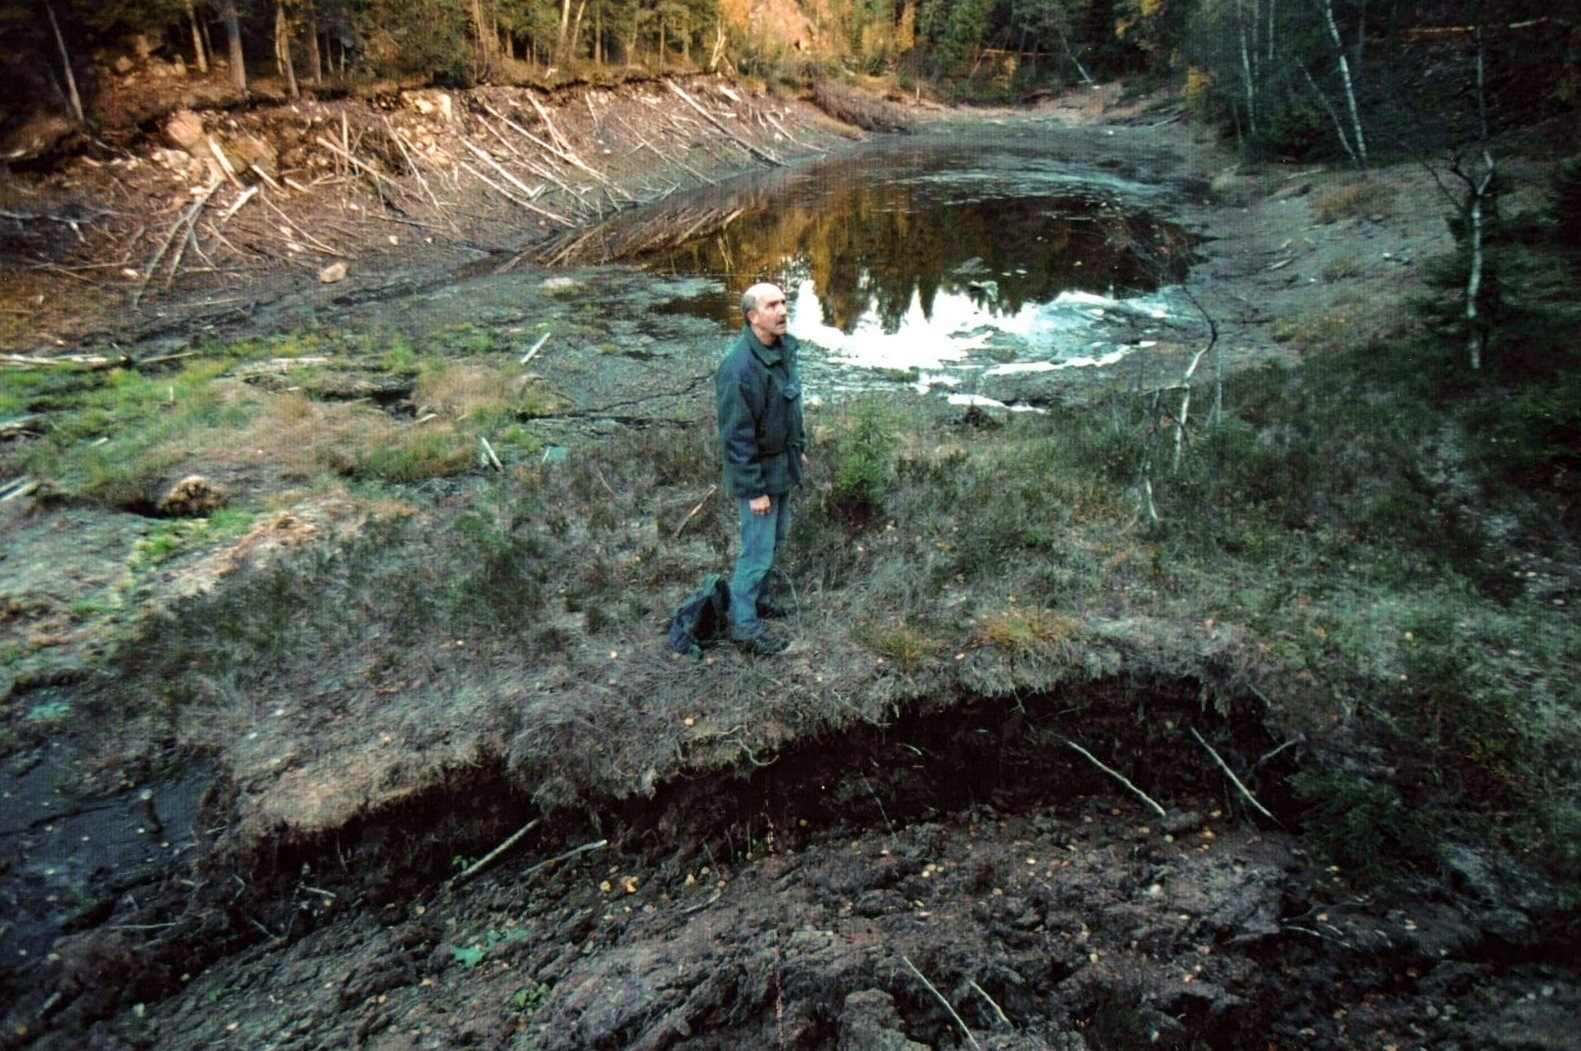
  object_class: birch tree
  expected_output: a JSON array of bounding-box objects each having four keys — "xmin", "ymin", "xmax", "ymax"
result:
[
  {"xmin": 1316, "ymin": 0, "xmax": 1366, "ymax": 166},
  {"xmin": 1450, "ymin": 17, "xmax": 1496, "ymax": 370}
]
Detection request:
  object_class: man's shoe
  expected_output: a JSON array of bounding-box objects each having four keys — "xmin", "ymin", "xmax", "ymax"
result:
[
  {"xmin": 756, "ymin": 598, "xmax": 793, "ymax": 619},
  {"xmin": 735, "ymin": 632, "xmax": 789, "ymax": 656}
]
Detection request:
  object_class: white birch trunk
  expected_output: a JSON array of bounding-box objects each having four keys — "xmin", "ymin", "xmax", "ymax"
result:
[
  {"xmin": 1466, "ymin": 191, "xmax": 1485, "ymax": 370},
  {"xmin": 1321, "ymin": 0, "xmax": 1366, "ymax": 166},
  {"xmin": 1238, "ymin": 7, "xmax": 1257, "ymax": 135},
  {"xmin": 1298, "ymin": 60, "xmax": 1358, "ymax": 166}
]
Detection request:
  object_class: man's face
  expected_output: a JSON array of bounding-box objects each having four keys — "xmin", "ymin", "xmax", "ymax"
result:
[{"xmin": 747, "ymin": 286, "xmax": 788, "ymax": 344}]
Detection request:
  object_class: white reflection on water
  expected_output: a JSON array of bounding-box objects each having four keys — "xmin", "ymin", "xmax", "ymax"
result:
[{"xmin": 786, "ymin": 277, "xmax": 1185, "ymax": 377}]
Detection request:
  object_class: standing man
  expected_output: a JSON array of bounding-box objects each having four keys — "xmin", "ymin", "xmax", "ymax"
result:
[{"xmin": 715, "ymin": 282, "xmax": 808, "ymax": 656}]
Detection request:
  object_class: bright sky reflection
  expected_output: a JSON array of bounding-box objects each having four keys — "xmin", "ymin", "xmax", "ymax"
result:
[{"xmin": 788, "ymin": 277, "xmax": 1184, "ymax": 376}]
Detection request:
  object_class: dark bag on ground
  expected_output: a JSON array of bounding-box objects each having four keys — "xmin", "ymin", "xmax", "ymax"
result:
[{"xmin": 667, "ymin": 573, "xmax": 731, "ymax": 657}]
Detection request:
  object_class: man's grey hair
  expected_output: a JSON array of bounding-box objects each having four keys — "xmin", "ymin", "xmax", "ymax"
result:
[{"xmin": 741, "ymin": 282, "xmax": 780, "ymax": 319}]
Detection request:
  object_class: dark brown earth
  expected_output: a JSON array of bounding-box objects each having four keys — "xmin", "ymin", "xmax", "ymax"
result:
[{"xmin": 2, "ymin": 64, "xmax": 1578, "ymax": 1051}]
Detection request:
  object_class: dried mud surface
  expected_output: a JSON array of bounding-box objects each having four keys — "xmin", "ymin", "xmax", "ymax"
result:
[{"xmin": 2, "ymin": 76, "xmax": 1577, "ymax": 1051}]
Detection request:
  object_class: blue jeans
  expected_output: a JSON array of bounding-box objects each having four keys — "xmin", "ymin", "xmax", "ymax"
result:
[{"xmin": 728, "ymin": 493, "xmax": 790, "ymax": 640}]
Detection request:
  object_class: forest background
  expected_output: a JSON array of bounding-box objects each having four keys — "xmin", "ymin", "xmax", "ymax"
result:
[{"xmin": 3, "ymin": 0, "xmax": 1576, "ymax": 162}]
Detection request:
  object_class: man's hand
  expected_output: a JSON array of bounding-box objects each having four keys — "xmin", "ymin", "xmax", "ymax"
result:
[{"xmin": 750, "ymin": 494, "xmax": 772, "ymax": 515}]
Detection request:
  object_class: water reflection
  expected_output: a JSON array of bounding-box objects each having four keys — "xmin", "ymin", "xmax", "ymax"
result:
[{"xmin": 633, "ymin": 142, "xmax": 1193, "ymax": 378}]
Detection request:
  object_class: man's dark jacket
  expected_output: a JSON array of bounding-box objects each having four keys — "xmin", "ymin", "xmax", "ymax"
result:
[{"xmin": 715, "ymin": 326, "xmax": 806, "ymax": 499}]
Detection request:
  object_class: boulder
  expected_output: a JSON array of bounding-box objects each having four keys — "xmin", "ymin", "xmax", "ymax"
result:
[
  {"xmin": 163, "ymin": 109, "xmax": 204, "ymax": 152},
  {"xmin": 157, "ymin": 475, "xmax": 226, "ymax": 518}
]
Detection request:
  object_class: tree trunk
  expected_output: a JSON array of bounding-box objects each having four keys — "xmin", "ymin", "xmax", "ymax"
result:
[
  {"xmin": 1466, "ymin": 188, "xmax": 1486, "ymax": 370},
  {"xmin": 1461, "ymin": 20, "xmax": 1495, "ymax": 371},
  {"xmin": 304, "ymin": 4, "xmax": 322, "ymax": 83},
  {"xmin": 41, "ymin": 0, "xmax": 84, "ymax": 124},
  {"xmin": 185, "ymin": 0, "xmax": 210, "ymax": 74},
  {"xmin": 557, "ymin": 0, "xmax": 573, "ymax": 62},
  {"xmin": 1297, "ymin": 60, "xmax": 1358, "ymax": 166},
  {"xmin": 1238, "ymin": 13, "xmax": 1257, "ymax": 135},
  {"xmin": 567, "ymin": 0, "xmax": 589, "ymax": 62},
  {"xmin": 275, "ymin": 1, "xmax": 299, "ymax": 97},
  {"xmin": 219, "ymin": 0, "xmax": 247, "ymax": 93},
  {"xmin": 472, "ymin": 0, "xmax": 495, "ymax": 58},
  {"xmin": 1321, "ymin": 0, "xmax": 1366, "ymax": 166}
]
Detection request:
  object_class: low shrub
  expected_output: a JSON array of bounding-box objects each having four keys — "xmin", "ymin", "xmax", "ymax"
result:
[{"xmin": 1312, "ymin": 179, "xmax": 1398, "ymax": 224}]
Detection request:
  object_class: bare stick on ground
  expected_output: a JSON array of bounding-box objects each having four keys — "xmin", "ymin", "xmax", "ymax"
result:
[
  {"xmin": 518, "ymin": 838, "xmax": 609, "ymax": 880},
  {"xmin": 1065, "ymin": 740, "xmax": 1167, "ymax": 819},
  {"xmin": 968, "ymin": 979, "xmax": 1012, "ymax": 1029},
  {"xmin": 1189, "ymin": 726, "xmax": 1280, "ymax": 824},
  {"xmin": 520, "ymin": 331, "xmax": 552, "ymax": 365},
  {"xmin": 480, "ymin": 436, "xmax": 504, "ymax": 472},
  {"xmin": 456, "ymin": 158, "xmax": 574, "ymax": 227},
  {"xmin": 666, "ymin": 81, "xmax": 783, "ymax": 166},
  {"xmin": 450, "ymin": 818, "xmax": 541, "ymax": 887},
  {"xmin": 674, "ymin": 484, "xmax": 717, "ymax": 537},
  {"xmin": 132, "ymin": 179, "xmax": 221, "ymax": 307},
  {"xmin": 901, "ymin": 955, "xmax": 981, "ymax": 1051}
]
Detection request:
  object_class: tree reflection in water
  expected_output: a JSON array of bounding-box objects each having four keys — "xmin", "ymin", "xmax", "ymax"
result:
[{"xmin": 638, "ymin": 141, "xmax": 1190, "ymax": 332}]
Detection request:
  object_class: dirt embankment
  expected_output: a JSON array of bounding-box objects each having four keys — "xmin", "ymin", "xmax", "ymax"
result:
[
  {"xmin": 0, "ymin": 69, "xmax": 874, "ymax": 357},
  {"xmin": 2, "ymin": 71, "xmax": 1576, "ymax": 1051}
]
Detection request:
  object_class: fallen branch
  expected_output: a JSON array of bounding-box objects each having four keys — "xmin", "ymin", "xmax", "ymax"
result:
[
  {"xmin": 249, "ymin": 163, "xmax": 284, "ymax": 192},
  {"xmin": 163, "ymin": 180, "xmax": 223, "ymax": 288},
  {"xmin": 901, "ymin": 956, "xmax": 980, "ymax": 1051},
  {"xmin": 1065, "ymin": 740, "xmax": 1167, "ymax": 819},
  {"xmin": 461, "ymin": 139, "xmax": 547, "ymax": 203},
  {"xmin": 674, "ymin": 483, "xmax": 717, "ymax": 537},
  {"xmin": 527, "ymin": 93, "xmax": 576, "ymax": 156},
  {"xmin": 2, "ymin": 354, "xmax": 123, "ymax": 369},
  {"xmin": 480, "ymin": 436, "xmax": 504, "ymax": 472},
  {"xmin": 132, "ymin": 179, "xmax": 221, "ymax": 307},
  {"xmin": 520, "ymin": 330, "xmax": 552, "ymax": 365},
  {"xmin": 0, "ymin": 479, "xmax": 39, "ymax": 503},
  {"xmin": 384, "ymin": 119, "xmax": 448, "ymax": 218},
  {"xmin": 762, "ymin": 109, "xmax": 817, "ymax": 152},
  {"xmin": 967, "ymin": 979, "xmax": 1012, "ymax": 1030},
  {"xmin": 0, "ymin": 475, "xmax": 37, "ymax": 498},
  {"xmin": 219, "ymin": 185, "xmax": 258, "ymax": 223},
  {"xmin": 1189, "ymin": 727, "xmax": 1280, "ymax": 824},
  {"xmin": 313, "ymin": 134, "xmax": 402, "ymax": 203},
  {"xmin": 517, "ymin": 838, "xmax": 609, "ymax": 880},
  {"xmin": 483, "ymin": 101, "xmax": 629, "ymax": 198},
  {"xmin": 666, "ymin": 81, "xmax": 783, "ymax": 166},
  {"xmin": 451, "ymin": 818, "xmax": 540, "ymax": 887},
  {"xmin": 257, "ymin": 192, "xmax": 346, "ymax": 257},
  {"xmin": 205, "ymin": 134, "xmax": 242, "ymax": 186},
  {"xmin": 456, "ymin": 159, "xmax": 575, "ymax": 227}
]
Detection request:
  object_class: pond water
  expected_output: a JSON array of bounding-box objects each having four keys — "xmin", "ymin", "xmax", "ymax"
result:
[{"xmin": 633, "ymin": 134, "xmax": 1197, "ymax": 399}]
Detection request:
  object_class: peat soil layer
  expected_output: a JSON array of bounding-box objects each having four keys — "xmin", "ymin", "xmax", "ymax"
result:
[
  {"xmin": 14, "ymin": 684, "xmax": 1581, "ymax": 1051},
  {"xmin": 2, "ymin": 78, "xmax": 1578, "ymax": 1050}
]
